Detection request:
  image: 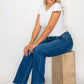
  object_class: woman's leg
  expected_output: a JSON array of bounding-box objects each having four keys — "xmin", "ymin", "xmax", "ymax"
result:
[
  {"xmin": 13, "ymin": 52, "xmax": 33, "ymax": 84},
  {"xmin": 13, "ymin": 39, "xmax": 47, "ymax": 84},
  {"xmin": 31, "ymin": 32, "xmax": 73, "ymax": 84}
]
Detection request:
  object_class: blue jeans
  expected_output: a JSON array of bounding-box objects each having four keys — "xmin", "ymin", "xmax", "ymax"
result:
[{"xmin": 13, "ymin": 31, "xmax": 73, "ymax": 84}]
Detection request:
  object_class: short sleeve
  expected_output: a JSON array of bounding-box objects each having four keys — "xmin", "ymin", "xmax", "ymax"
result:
[
  {"xmin": 38, "ymin": 8, "xmax": 41, "ymax": 15},
  {"xmin": 38, "ymin": 6, "xmax": 43, "ymax": 15},
  {"xmin": 52, "ymin": 3, "xmax": 62, "ymax": 12}
]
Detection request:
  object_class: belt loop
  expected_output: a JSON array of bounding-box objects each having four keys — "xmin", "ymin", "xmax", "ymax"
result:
[{"xmin": 57, "ymin": 36, "xmax": 58, "ymax": 39}]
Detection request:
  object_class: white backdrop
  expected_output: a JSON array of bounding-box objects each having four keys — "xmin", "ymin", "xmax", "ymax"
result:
[{"xmin": 0, "ymin": 0, "xmax": 84, "ymax": 84}]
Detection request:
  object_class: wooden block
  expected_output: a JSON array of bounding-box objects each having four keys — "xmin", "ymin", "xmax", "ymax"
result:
[{"xmin": 52, "ymin": 51, "xmax": 76, "ymax": 84}]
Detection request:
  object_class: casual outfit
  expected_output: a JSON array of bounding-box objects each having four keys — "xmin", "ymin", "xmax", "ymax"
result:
[{"xmin": 13, "ymin": 2, "xmax": 74, "ymax": 84}]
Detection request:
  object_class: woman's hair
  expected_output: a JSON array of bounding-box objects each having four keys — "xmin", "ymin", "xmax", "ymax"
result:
[
  {"xmin": 43, "ymin": 0, "xmax": 64, "ymax": 15},
  {"xmin": 43, "ymin": 0, "xmax": 61, "ymax": 5}
]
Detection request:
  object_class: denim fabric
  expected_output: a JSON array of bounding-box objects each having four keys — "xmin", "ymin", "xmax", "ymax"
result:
[{"xmin": 13, "ymin": 31, "xmax": 73, "ymax": 84}]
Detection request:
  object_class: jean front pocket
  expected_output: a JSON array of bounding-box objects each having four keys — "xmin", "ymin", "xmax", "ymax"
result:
[
  {"xmin": 60, "ymin": 33, "xmax": 72, "ymax": 40},
  {"xmin": 46, "ymin": 36, "xmax": 58, "ymax": 42}
]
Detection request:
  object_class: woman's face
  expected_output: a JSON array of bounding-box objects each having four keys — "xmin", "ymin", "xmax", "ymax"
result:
[{"xmin": 47, "ymin": 0, "xmax": 55, "ymax": 4}]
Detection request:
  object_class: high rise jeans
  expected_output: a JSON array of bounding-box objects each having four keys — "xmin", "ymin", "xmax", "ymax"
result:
[{"xmin": 13, "ymin": 31, "xmax": 73, "ymax": 84}]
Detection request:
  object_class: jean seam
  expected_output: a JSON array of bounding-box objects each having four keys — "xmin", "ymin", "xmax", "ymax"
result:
[
  {"xmin": 43, "ymin": 36, "xmax": 71, "ymax": 50},
  {"xmin": 34, "ymin": 51, "xmax": 45, "ymax": 84},
  {"xmin": 38, "ymin": 57, "xmax": 45, "ymax": 84},
  {"xmin": 39, "ymin": 40, "xmax": 72, "ymax": 56},
  {"xmin": 36, "ymin": 35, "xmax": 70, "ymax": 53},
  {"xmin": 38, "ymin": 52, "xmax": 41, "ymax": 84},
  {"xmin": 42, "ymin": 42, "xmax": 73, "ymax": 57},
  {"xmin": 21, "ymin": 61, "xmax": 32, "ymax": 84}
]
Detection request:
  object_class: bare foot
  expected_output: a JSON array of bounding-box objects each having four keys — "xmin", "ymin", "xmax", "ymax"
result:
[{"xmin": 44, "ymin": 83, "xmax": 46, "ymax": 84}]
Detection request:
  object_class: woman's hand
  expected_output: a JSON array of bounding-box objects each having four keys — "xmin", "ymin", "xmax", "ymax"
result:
[
  {"xmin": 23, "ymin": 43, "xmax": 38, "ymax": 56},
  {"xmin": 28, "ymin": 43, "xmax": 37, "ymax": 55},
  {"xmin": 23, "ymin": 44, "xmax": 30, "ymax": 56}
]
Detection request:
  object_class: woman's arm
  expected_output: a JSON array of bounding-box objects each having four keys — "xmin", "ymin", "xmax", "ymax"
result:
[
  {"xmin": 29, "ymin": 14, "xmax": 41, "ymax": 44},
  {"xmin": 34, "ymin": 11, "xmax": 61, "ymax": 46}
]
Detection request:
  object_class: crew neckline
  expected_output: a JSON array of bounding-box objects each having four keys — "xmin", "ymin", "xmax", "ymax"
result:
[{"xmin": 44, "ymin": 2, "xmax": 56, "ymax": 12}]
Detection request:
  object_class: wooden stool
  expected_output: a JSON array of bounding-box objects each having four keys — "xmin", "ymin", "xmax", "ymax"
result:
[{"xmin": 52, "ymin": 51, "xmax": 76, "ymax": 84}]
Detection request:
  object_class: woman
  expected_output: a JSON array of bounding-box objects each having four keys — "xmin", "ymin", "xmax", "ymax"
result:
[{"xmin": 13, "ymin": 0, "xmax": 73, "ymax": 84}]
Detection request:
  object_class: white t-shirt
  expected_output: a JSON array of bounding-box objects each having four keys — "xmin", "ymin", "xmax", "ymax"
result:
[{"xmin": 38, "ymin": 2, "xmax": 68, "ymax": 36}]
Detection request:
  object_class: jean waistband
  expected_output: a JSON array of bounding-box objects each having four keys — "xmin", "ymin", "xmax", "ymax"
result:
[{"xmin": 46, "ymin": 32, "xmax": 71, "ymax": 39}]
